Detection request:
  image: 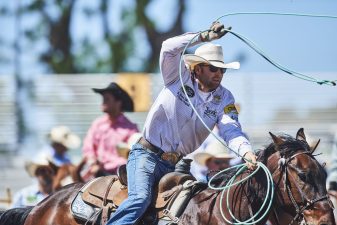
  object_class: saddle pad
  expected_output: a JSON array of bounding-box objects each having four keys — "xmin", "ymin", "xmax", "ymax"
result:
[{"xmin": 71, "ymin": 191, "xmax": 100, "ymax": 223}]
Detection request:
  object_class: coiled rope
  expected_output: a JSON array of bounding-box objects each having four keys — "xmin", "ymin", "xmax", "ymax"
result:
[{"xmin": 208, "ymin": 163, "xmax": 274, "ymax": 224}]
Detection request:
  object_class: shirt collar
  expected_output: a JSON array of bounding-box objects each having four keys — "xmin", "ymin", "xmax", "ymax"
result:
[
  {"xmin": 104, "ymin": 113, "xmax": 126, "ymax": 126},
  {"xmin": 195, "ymin": 83, "xmax": 222, "ymax": 103}
]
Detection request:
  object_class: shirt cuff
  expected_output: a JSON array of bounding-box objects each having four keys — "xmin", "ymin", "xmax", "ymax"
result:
[{"xmin": 228, "ymin": 136, "xmax": 253, "ymax": 157}]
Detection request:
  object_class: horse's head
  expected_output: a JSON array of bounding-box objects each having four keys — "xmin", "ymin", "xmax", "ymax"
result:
[
  {"xmin": 35, "ymin": 162, "xmax": 57, "ymax": 188},
  {"xmin": 260, "ymin": 128, "xmax": 335, "ymax": 225},
  {"xmin": 52, "ymin": 159, "xmax": 86, "ymax": 191},
  {"xmin": 24, "ymin": 159, "xmax": 59, "ymax": 195}
]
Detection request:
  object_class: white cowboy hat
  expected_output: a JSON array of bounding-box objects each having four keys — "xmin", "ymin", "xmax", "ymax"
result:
[
  {"xmin": 183, "ymin": 43, "xmax": 240, "ymax": 70},
  {"xmin": 194, "ymin": 140, "xmax": 234, "ymax": 166},
  {"xmin": 48, "ymin": 126, "xmax": 81, "ymax": 149},
  {"xmin": 24, "ymin": 153, "xmax": 54, "ymax": 177},
  {"xmin": 116, "ymin": 132, "xmax": 143, "ymax": 159}
]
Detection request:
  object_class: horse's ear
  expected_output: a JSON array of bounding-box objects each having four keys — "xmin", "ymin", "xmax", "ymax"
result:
[
  {"xmin": 269, "ymin": 132, "xmax": 284, "ymax": 147},
  {"xmin": 296, "ymin": 128, "xmax": 306, "ymax": 141},
  {"xmin": 310, "ymin": 139, "xmax": 320, "ymax": 154}
]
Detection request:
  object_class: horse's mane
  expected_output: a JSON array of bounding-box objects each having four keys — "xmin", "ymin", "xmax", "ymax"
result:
[
  {"xmin": 209, "ymin": 135, "xmax": 313, "ymax": 188},
  {"xmin": 0, "ymin": 206, "xmax": 33, "ymax": 225},
  {"xmin": 207, "ymin": 167, "xmax": 242, "ymax": 187},
  {"xmin": 257, "ymin": 134, "xmax": 311, "ymax": 164}
]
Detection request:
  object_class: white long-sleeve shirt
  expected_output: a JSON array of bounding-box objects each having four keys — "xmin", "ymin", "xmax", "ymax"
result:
[{"xmin": 143, "ymin": 32, "xmax": 252, "ymax": 156}]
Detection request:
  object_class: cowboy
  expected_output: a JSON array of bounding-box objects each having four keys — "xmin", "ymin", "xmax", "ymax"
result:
[
  {"xmin": 11, "ymin": 156, "xmax": 57, "ymax": 208},
  {"xmin": 82, "ymin": 82, "xmax": 139, "ymax": 179},
  {"xmin": 193, "ymin": 140, "xmax": 235, "ymax": 182},
  {"xmin": 37, "ymin": 126, "xmax": 81, "ymax": 166},
  {"xmin": 106, "ymin": 22, "xmax": 257, "ymax": 225}
]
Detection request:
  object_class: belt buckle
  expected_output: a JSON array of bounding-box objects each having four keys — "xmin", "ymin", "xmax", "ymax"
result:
[{"xmin": 161, "ymin": 152, "xmax": 180, "ymax": 165}]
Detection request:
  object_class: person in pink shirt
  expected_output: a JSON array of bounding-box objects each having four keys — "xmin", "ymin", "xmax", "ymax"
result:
[{"xmin": 82, "ymin": 82, "xmax": 139, "ymax": 179}]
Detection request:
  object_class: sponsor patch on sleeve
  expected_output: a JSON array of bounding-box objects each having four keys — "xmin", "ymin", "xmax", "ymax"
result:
[{"xmin": 224, "ymin": 104, "xmax": 238, "ymax": 115}]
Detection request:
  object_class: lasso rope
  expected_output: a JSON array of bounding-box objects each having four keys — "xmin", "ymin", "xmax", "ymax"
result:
[
  {"xmin": 179, "ymin": 31, "xmax": 274, "ymax": 224},
  {"xmin": 208, "ymin": 163, "xmax": 274, "ymax": 224},
  {"xmin": 179, "ymin": 11, "xmax": 337, "ymax": 157},
  {"xmin": 216, "ymin": 12, "xmax": 337, "ymax": 86},
  {"xmin": 178, "ymin": 11, "xmax": 337, "ymax": 223}
]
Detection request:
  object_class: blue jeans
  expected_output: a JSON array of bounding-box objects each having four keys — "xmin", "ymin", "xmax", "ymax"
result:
[{"xmin": 106, "ymin": 143, "xmax": 175, "ymax": 225}]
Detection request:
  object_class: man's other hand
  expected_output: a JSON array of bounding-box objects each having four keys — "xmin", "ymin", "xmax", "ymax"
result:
[{"xmin": 201, "ymin": 22, "xmax": 231, "ymax": 42}]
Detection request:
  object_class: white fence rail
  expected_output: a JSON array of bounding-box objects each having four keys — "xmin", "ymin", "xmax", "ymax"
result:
[{"xmin": 0, "ymin": 73, "xmax": 336, "ymax": 159}]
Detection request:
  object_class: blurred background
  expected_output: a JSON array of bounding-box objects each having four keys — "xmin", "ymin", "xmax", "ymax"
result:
[{"xmin": 0, "ymin": 0, "xmax": 336, "ymax": 208}]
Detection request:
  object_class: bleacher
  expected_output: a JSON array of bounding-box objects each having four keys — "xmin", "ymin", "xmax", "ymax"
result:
[
  {"xmin": 0, "ymin": 76, "xmax": 16, "ymax": 152},
  {"xmin": 0, "ymin": 73, "xmax": 336, "ymax": 157},
  {"xmin": 0, "ymin": 72, "xmax": 336, "ymax": 209}
]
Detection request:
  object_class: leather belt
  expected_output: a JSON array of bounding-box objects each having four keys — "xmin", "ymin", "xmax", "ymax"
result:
[
  {"xmin": 138, "ymin": 137, "xmax": 164, "ymax": 155},
  {"xmin": 137, "ymin": 137, "xmax": 182, "ymax": 165}
]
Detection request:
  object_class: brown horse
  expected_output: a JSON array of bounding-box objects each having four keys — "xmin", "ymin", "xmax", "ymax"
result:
[
  {"xmin": 179, "ymin": 128, "xmax": 335, "ymax": 225},
  {"xmin": 329, "ymin": 190, "xmax": 337, "ymax": 223},
  {"xmin": 1, "ymin": 128, "xmax": 334, "ymax": 225},
  {"xmin": 265, "ymin": 132, "xmax": 334, "ymax": 225}
]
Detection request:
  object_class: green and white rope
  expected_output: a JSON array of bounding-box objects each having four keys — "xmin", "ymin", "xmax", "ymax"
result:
[{"xmin": 207, "ymin": 163, "xmax": 274, "ymax": 224}]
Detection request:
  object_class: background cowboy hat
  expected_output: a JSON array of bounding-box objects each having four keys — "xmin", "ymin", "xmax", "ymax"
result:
[
  {"xmin": 48, "ymin": 126, "xmax": 81, "ymax": 149},
  {"xmin": 24, "ymin": 153, "xmax": 56, "ymax": 177},
  {"xmin": 116, "ymin": 132, "xmax": 142, "ymax": 159},
  {"xmin": 194, "ymin": 140, "xmax": 234, "ymax": 166},
  {"xmin": 92, "ymin": 82, "xmax": 134, "ymax": 112},
  {"xmin": 183, "ymin": 43, "xmax": 240, "ymax": 71}
]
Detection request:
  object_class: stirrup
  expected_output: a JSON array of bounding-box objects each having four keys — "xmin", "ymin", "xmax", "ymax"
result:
[{"xmin": 163, "ymin": 209, "xmax": 179, "ymax": 224}]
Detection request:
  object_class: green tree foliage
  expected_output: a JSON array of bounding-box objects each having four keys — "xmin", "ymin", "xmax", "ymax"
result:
[
  {"xmin": 0, "ymin": 0, "xmax": 186, "ymax": 74},
  {"xmin": 135, "ymin": 0, "xmax": 185, "ymax": 72}
]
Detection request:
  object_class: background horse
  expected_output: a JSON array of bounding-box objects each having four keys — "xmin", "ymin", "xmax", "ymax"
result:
[
  {"xmin": 52, "ymin": 158, "xmax": 86, "ymax": 191},
  {"xmin": 0, "ymin": 128, "xmax": 334, "ymax": 225},
  {"xmin": 0, "ymin": 159, "xmax": 85, "ymax": 225}
]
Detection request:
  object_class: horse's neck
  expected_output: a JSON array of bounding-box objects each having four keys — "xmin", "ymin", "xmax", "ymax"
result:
[
  {"xmin": 269, "ymin": 207, "xmax": 300, "ymax": 225},
  {"xmin": 53, "ymin": 165, "xmax": 77, "ymax": 191},
  {"xmin": 263, "ymin": 151, "xmax": 282, "ymax": 173}
]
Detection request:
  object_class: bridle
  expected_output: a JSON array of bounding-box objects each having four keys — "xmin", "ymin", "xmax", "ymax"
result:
[{"xmin": 275, "ymin": 151, "xmax": 334, "ymax": 225}]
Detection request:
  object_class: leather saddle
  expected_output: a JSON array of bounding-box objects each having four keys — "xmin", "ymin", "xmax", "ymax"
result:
[
  {"xmin": 81, "ymin": 175, "xmax": 128, "ymax": 208},
  {"xmin": 71, "ymin": 162, "xmax": 198, "ymax": 225},
  {"xmin": 71, "ymin": 175, "xmax": 128, "ymax": 225},
  {"xmin": 115, "ymin": 164, "xmax": 196, "ymax": 210}
]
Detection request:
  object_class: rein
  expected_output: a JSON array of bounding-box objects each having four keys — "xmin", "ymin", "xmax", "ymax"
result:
[
  {"xmin": 276, "ymin": 151, "xmax": 333, "ymax": 225},
  {"xmin": 207, "ymin": 150, "xmax": 333, "ymax": 224}
]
